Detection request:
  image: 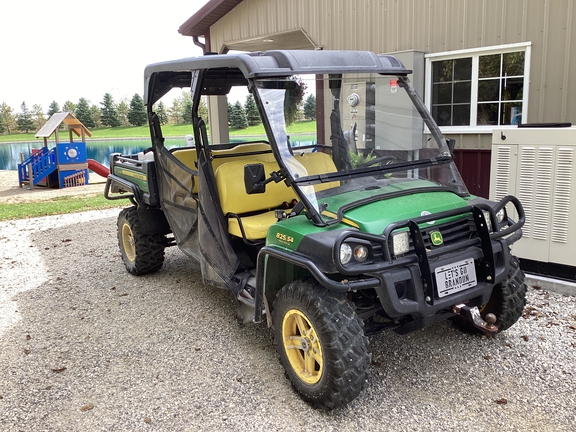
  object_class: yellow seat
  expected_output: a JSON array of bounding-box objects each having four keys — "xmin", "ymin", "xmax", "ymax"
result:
[
  {"xmin": 295, "ymin": 151, "xmax": 340, "ymax": 191},
  {"xmin": 215, "ymin": 160, "xmax": 296, "ymax": 241}
]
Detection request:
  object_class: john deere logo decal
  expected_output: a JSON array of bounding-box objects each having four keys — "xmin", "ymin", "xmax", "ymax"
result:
[{"xmin": 430, "ymin": 231, "xmax": 443, "ymax": 246}]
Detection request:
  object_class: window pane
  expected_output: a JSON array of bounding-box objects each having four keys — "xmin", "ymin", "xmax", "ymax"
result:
[
  {"xmin": 503, "ymin": 52, "xmax": 525, "ymax": 76},
  {"xmin": 502, "ymin": 77, "xmax": 523, "ymax": 100},
  {"xmin": 433, "ymin": 60, "xmax": 453, "ymax": 82},
  {"xmin": 479, "ymin": 54, "xmax": 501, "ymax": 78},
  {"xmin": 452, "ymin": 104, "xmax": 470, "ymax": 126},
  {"xmin": 433, "ymin": 83, "xmax": 452, "ymax": 104},
  {"xmin": 478, "ymin": 79, "xmax": 500, "ymax": 102},
  {"xmin": 453, "ymin": 82, "xmax": 471, "ymax": 103},
  {"xmin": 502, "ymin": 102, "xmax": 522, "ymax": 125},
  {"xmin": 477, "ymin": 103, "xmax": 499, "ymax": 125},
  {"xmin": 432, "ymin": 105, "xmax": 452, "ymax": 126},
  {"xmin": 453, "ymin": 58, "xmax": 472, "ymax": 80}
]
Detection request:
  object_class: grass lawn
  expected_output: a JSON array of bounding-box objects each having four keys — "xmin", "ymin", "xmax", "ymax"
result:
[
  {"xmin": 0, "ymin": 120, "xmax": 316, "ymax": 143},
  {"xmin": 0, "ymin": 194, "xmax": 128, "ymax": 221}
]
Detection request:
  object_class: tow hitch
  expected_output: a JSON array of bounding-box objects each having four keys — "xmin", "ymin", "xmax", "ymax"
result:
[{"xmin": 453, "ymin": 304, "xmax": 498, "ymax": 337}]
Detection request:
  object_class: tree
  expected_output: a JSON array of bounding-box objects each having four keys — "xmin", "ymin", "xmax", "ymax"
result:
[
  {"xmin": 16, "ymin": 102, "xmax": 34, "ymax": 133},
  {"xmin": 100, "ymin": 93, "xmax": 121, "ymax": 127},
  {"xmin": 0, "ymin": 102, "xmax": 17, "ymax": 134},
  {"xmin": 32, "ymin": 104, "xmax": 46, "ymax": 130},
  {"xmin": 155, "ymin": 101, "xmax": 168, "ymax": 125},
  {"xmin": 284, "ymin": 76, "xmax": 307, "ymax": 125},
  {"xmin": 198, "ymin": 97, "xmax": 209, "ymax": 124},
  {"xmin": 229, "ymin": 101, "xmax": 248, "ymax": 129},
  {"xmin": 63, "ymin": 100, "xmax": 76, "ymax": 113},
  {"xmin": 244, "ymin": 94, "xmax": 261, "ymax": 126},
  {"xmin": 169, "ymin": 98, "xmax": 183, "ymax": 124},
  {"xmin": 0, "ymin": 112, "xmax": 5, "ymax": 134},
  {"xmin": 90, "ymin": 104, "xmax": 102, "ymax": 128},
  {"xmin": 117, "ymin": 98, "xmax": 130, "ymax": 126},
  {"xmin": 303, "ymin": 94, "xmax": 316, "ymax": 120},
  {"xmin": 75, "ymin": 98, "xmax": 95, "ymax": 128},
  {"xmin": 127, "ymin": 93, "xmax": 147, "ymax": 126},
  {"xmin": 47, "ymin": 101, "xmax": 60, "ymax": 117}
]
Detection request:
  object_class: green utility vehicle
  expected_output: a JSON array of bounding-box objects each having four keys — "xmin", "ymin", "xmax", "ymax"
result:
[{"xmin": 105, "ymin": 50, "xmax": 526, "ymax": 409}]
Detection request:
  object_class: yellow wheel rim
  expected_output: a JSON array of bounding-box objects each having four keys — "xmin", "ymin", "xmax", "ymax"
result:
[
  {"xmin": 281, "ymin": 309, "xmax": 323, "ymax": 385},
  {"xmin": 121, "ymin": 223, "xmax": 136, "ymax": 262}
]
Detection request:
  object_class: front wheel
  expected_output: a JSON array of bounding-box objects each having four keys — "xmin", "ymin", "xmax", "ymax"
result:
[
  {"xmin": 272, "ymin": 280, "xmax": 370, "ymax": 410},
  {"xmin": 117, "ymin": 207, "xmax": 165, "ymax": 275}
]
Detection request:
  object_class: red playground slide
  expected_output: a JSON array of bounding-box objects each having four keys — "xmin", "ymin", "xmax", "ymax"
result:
[{"xmin": 87, "ymin": 159, "xmax": 110, "ymax": 177}]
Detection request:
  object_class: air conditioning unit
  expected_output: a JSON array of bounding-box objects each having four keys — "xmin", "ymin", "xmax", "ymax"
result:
[{"xmin": 490, "ymin": 126, "xmax": 576, "ymax": 267}]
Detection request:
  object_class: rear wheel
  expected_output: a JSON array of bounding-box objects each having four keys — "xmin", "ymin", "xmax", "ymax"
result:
[
  {"xmin": 272, "ymin": 280, "xmax": 370, "ymax": 410},
  {"xmin": 453, "ymin": 255, "xmax": 526, "ymax": 334},
  {"xmin": 117, "ymin": 207, "xmax": 165, "ymax": 275}
]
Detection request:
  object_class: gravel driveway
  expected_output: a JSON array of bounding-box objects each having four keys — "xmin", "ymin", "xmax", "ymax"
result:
[{"xmin": 1, "ymin": 209, "xmax": 575, "ymax": 431}]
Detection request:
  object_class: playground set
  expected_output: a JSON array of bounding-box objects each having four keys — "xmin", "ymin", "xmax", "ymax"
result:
[{"xmin": 18, "ymin": 112, "xmax": 110, "ymax": 189}]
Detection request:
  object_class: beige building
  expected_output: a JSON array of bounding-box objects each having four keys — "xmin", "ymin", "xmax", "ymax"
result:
[{"xmin": 178, "ymin": 0, "xmax": 576, "ymax": 198}]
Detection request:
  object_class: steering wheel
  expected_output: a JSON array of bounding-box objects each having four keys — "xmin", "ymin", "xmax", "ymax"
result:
[{"xmin": 357, "ymin": 155, "xmax": 397, "ymax": 168}]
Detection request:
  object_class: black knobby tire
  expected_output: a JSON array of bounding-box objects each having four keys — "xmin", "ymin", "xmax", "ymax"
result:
[
  {"xmin": 272, "ymin": 280, "xmax": 370, "ymax": 410},
  {"xmin": 453, "ymin": 255, "xmax": 527, "ymax": 334},
  {"xmin": 117, "ymin": 207, "xmax": 165, "ymax": 275}
]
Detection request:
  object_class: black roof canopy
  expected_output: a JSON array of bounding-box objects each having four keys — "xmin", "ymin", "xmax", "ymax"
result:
[{"xmin": 144, "ymin": 50, "xmax": 411, "ymax": 105}]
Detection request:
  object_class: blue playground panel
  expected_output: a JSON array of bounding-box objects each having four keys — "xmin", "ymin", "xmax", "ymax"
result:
[{"xmin": 56, "ymin": 142, "xmax": 87, "ymax": 164}]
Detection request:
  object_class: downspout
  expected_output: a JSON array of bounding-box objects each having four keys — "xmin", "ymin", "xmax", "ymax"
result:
[{"xmin": 193, "ymin": 36, "xmax": 207, "ymax": 53}]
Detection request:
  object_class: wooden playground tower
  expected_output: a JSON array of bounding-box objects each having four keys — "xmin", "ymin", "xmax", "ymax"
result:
[{"xmin": 19, "ymin": 112, "xmax": 92, "ymax": 189}]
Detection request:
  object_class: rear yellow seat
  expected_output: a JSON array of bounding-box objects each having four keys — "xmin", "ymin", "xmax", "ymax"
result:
[
  {"xmin": 172, "ymin": 143, "xmax": 274, "ymax": 194},
  {"xmin": 215, "ymin": 160, "xmax": 296, "ymax": 240}
]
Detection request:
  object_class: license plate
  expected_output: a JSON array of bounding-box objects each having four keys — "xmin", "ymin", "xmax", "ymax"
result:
[{"xmin": 435, "ymin": 258, "xmax": 477, "ymax": 298}]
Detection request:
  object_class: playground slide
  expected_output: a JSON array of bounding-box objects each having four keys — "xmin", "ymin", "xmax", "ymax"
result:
[{"xmin": 87, "ymin": 159, "xmax": 110, "ymax": 177}]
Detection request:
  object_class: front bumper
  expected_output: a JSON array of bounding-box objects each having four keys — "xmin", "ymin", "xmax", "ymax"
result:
[{"xmin": 254, "ymin": 197, "xmax": 524, "ymax": 331}]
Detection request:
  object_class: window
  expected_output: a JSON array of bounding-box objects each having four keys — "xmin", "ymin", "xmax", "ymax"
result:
[{"xmin": 426, "ymin": 43, "xmax": 531, "ymax": 131}]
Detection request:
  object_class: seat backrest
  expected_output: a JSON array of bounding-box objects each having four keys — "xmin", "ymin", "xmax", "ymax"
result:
[
  {"xmin": 215, "ymin": 160, "xmax": 295, "ymax": 215},
  {"xmin": 296, "ymin": 151, "xmax": 340, "ymax": 191}
]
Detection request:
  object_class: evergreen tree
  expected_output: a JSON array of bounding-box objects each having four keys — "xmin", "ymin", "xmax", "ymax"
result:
[
  {"xmin": 100, "ymin": 93, "xmax": 121, "ymax": 127},
  {"xmin": 169, "ymin": 98, "xmax": 183, "ymax": 124},
  {"xmin": 75, "ymin": 98, "xmax": 95, "ymax": 128},
  {"xmin": 16, "ymin": 102, "xmax": 35, "ymax": 133},
  {"xmin": 127, "ymin": 93, "xmax": 147, "ymax": 126},
  {"xmin": 0, "ymin": 102, "xmax": 17, "ymax": 134},
  {"xmin": 227, "ymin": 102, "xmax": 233, "ymax": 124},
  {"xmin": 181, "ymin": 97, "xmax": 193, "ymax": 124},
  {"xmin": 90, "ymin": 104, "xmax": 102, "ymax": 128},
  {"xmin": 244, "ymin": 94, "xmax": 261, "ymax": 126},
  {"xmin": 117, "ymin": 99, "xmax": 129, "ymax": 126},
  {"xmin": 155, "ymin": 101, "xmax": 168, "ymax": 125},
  {"xmin": 0, "ymin": 112, "xmax": 5, "ymax": 134},
  {"xmin": 32, "ymin": 104, "xmax": 46, "ymax": 130},
  {"xmin": 63, "ymin": 100, "xmax": 76, "ymax": 113},
  {"xmin": 229, "ymin": 101, "xmax": 248, "ymax": 129},
  {"xmin": 47, "ymin": 101, "xmax": 60, "ymax": 117},
  {"xmin": 198, "ymin": 97, "xmax": 209, "ymax": 124},
  {"xmin": 303, "ymin": 94, "xmax": 316, "ymax": 120}
]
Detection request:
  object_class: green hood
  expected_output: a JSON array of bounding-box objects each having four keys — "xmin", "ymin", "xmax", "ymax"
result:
[{"xmin": 322, "ymin": 189, "xmax": 469, "ymax": 234}]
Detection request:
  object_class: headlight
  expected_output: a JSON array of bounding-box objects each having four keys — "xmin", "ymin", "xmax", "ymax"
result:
[
  {"xmin": 340, "ymin": 243, "xmax": 353, "ymax": 265},
  {"xmin": 353, "ymin": 245, "xmax": 369, "ymax": 262},
  {"xmin": 482, "ymin": 210, "xmax": 493, "ymax": 233},
  {"xmin": 392, "ymin": 232, "xmax": 410, "ymax": 256}
]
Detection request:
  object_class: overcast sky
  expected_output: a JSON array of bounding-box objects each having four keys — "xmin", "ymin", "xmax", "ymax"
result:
[{"xmin": 0, "ymin": 0, "xmax": 206, "ymax": 112}]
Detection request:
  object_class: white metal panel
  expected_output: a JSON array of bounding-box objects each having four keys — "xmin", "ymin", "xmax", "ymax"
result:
[{"xmin": 491, "ymin": 128, "xmax": 576, "ymax": 266}]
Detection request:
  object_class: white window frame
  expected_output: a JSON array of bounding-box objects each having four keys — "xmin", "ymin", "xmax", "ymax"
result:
[{"xmin": 425, "ymin": 42, "xmax": 532, "ymax": 134}]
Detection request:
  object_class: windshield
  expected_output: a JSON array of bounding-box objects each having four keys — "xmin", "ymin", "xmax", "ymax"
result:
[{"xmin": 254, "ymin": 73, "xmax": 469, "ymax": 220}]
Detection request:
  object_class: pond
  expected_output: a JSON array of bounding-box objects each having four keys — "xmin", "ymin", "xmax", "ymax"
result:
[{"xmin": 0, "ymin": 136, "xmax": 317, "ymax": 171}]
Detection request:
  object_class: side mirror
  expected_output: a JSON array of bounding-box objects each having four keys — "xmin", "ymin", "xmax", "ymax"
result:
[{"xmin": 244, "ymin": 163, "xmax": 266, "ymax": 194}]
